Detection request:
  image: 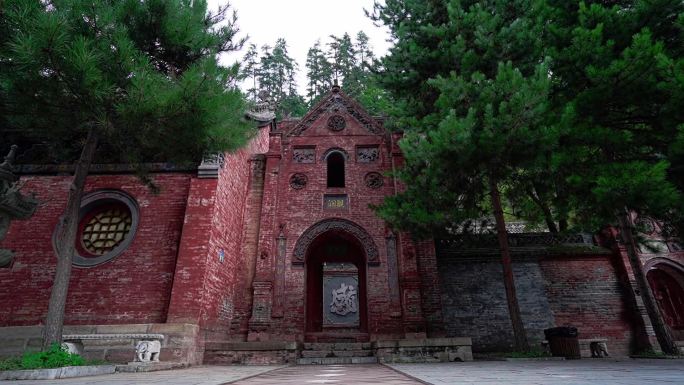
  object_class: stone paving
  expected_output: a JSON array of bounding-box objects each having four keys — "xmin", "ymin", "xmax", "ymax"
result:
[
  {"xmin": 388, "ymin": 360, "xmax": 684, "ymax": 385},
  {"xmin": 232, "ymin": 364, "xmax": 419, "ymax": 384},
  {"xmin": 0, "ymin": 365, "xmax": 283, "ymax": 385},
  {"xmin": 2, "ymin": 360, "xmax": 684, "ymax": 384}
]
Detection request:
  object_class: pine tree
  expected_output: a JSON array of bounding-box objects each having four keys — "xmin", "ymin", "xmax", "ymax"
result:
[
  {"xmin": 372, "ymin": 0, "xmax": 556, "ymax": 351},
  {"xmin": 241, "ymin": 43, "xmax": 260, "ymax": 101},
  {"xmin": 305, "ymin": 40, "xmax": 333, "ymax": 104},
  {"xmin": 542, "ymin": 0, "xmax": 684, "ymax": 355},
  {"xmin": 257, "ymin": 38, "xmax": 304, "ymax": 118},
  {"xmin": 1, "ymin": 0, "xmax": 252, "ymax": 348}
]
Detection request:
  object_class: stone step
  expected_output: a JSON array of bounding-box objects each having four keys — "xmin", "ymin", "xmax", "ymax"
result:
[
  {"xmin": 297, "ymin": 356, "xmax": 378, "ymax": 365},
  {"xmin": 302, "ymin": 342, "xmax": 371, "ymax": 351},
  {"xmin": 300, "ymin": 349, "xmax": 373, "ymax": 358}
]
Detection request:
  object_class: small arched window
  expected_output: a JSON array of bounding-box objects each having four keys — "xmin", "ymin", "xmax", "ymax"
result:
[{"xmin": 327, "ymin": 152, "xmax": 345, "ymax": 188}]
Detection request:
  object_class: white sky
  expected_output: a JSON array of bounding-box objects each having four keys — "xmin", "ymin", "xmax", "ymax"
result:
[{"xmin": 208, "ymin": 0, "xmax": 392, "ymax": 94}]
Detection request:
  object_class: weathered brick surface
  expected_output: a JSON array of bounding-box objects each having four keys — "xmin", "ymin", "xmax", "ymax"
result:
[
  {"xmin": 539, "ymin": 255, "xmax": 635, "ymax": 356},
  {"xmin": 1, "ymin": 174, "xmax": 191, "ymax": 326},
  {"xmin": 239, "ymin": 97, "xmax": 415, "ymax": 342},
  {"xmin": 167, "ymin": 126, "xmax": 269, "ymax": 334},
  {"xmin": 437, "ymin": 256, "xmax": 555, "ymax": 352}
]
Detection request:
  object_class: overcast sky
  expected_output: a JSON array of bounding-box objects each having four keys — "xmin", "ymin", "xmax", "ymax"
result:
[{"xmin": 207, "ymin": 0, "xmax": 392, "ymax": 94}]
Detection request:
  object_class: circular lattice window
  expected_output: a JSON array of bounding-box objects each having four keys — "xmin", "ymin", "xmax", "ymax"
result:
[
  {"xmin": 55, "ymin": 190, "xmax": 139, "ymax": 267},
  {"xmin": 327, "ymin": 115, "xmax": 346, "ymax": 131},
  {"xmin": 81, "ymin": 206, "xmax": 133, "ymax": 255}
]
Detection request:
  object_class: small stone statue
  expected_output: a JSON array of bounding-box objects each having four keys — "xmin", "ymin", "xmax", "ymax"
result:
[{"xmin": 135, "ymin": 340, "xmax": 161, "ymax": 363}]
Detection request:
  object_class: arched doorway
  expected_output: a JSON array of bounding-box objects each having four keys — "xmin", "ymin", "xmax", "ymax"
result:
[
  {"xmin": 304, "ymin": 230, "xmax": 368, "ymax": 342},
  {"xmin": 647, "ymin": 261, "xmax": 684, "ymax": 340}
]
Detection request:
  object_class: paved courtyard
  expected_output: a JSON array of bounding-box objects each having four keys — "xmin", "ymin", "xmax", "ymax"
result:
[
  {"xmin": 389, "ymin": 360, "xmax": 684, "ymax": 385},
  {"xmin": 1, "ymin": 360, "xmax": 683, "ymax": 384}
]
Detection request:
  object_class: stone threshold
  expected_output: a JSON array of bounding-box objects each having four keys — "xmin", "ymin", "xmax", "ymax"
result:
[{"xmin": 0, "ymin": 365, "xmax": 116, "ymax": 380}]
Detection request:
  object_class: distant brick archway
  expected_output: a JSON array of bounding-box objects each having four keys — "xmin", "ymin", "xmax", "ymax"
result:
[{"xmin": 645, "ymin": 258, "xmax": 684, "ymax": 339}]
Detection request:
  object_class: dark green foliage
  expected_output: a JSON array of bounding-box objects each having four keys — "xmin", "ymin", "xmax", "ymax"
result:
[
  {"xmin": 0, "ymin": 344, "xmax": 97, "ymax": 370},
  {"xmin": 241, "ymin": 43, "xmax": 260, "ymax": 101},
  {"xmin": 255, "ymin": 38, "xmax": 306, "ymax": 119},
  {"xmin": 305, "ymin": 40, "xmax": 334, "ymax": 103},
  {"xmin": 1, "ymin": 0, "xmax": 252, "ymax": 164},
  {"xmin": 371, "ymin": 0, "xmax": 552, "ymax": 235}
]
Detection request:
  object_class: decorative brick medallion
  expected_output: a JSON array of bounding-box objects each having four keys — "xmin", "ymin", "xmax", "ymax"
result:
[
  {"xmin": 289, "ymin": 173, "xmax": 308, "ymax": 190},
  {"xmin": 327, "ymin": 115, "xmax": 346, "ymax": 131},
  {"xmin": 365, "ymin": 172, "xmax": 383, "ymax": 189}
]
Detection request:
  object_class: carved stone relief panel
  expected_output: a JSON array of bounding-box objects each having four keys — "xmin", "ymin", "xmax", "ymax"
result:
[
  {"xmin": 357, "ymin": 147, "xmax": 379, "ymax": 163},
  {"xmin": 323, "ymin": 272, "xmax": 359, "ymax": 327},
  {"xmin": 293, "ymin": 148, "xmax": 315, "ymax": 163}
]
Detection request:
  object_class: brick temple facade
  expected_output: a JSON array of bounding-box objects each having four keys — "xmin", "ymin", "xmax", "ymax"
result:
[{"xmin": 1, "ymin": 87, "xmax": 683, "ymax": 363}]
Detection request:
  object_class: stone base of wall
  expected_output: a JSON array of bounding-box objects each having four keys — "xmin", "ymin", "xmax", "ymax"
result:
[
  {"xmin": 0, "ymin": 323, "xmax": 202, "ymax": 365},
  {"xmin": 373, "ymin": 338, "xmax": 473, "ymax": 363},
  {"xmin": 203, "ymin": 341, "xmax": 300, "ymax": 365}
]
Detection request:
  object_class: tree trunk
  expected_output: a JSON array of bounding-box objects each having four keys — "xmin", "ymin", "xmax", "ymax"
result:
[
  {"xmin": 617, "ymin": 209, "xmax": 679, "ymax": 355},
  {"xmin": 42, "ymin": 127, "xmax": 99, "ymax": 349},
  {"xmin": 490, "ymin": 174, "xmax": 530, "ymax": 352},
  {"xmin": 526, "ymin": 185, "xmax": 558, "ymax": 233}
]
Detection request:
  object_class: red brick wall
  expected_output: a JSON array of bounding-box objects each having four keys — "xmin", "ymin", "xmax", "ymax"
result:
[
  {"xmin": 1, "ymin": 174, "xmax": 191, "ymax": 326},
  {"xmin": 539, "ymin": 254, "xmax": 636, "ymax": 356},
  {"xmin": 166, "ymin": 126, "xmax": 269, "ymax": 336},
  {"xmin": 200, "ymin": 128, "xmax": 270, "ymax": 334},
  {"xmin": 248, "ymin": 106, "xmax": 410, "ymax": 341}
]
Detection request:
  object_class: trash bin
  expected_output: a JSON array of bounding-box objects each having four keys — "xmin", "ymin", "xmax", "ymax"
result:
[{"xmin": 544, "ymin": 326, "xmax": 580, "ymax": 359}]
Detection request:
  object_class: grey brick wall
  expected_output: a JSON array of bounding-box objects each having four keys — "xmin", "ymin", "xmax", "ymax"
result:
[{"xmin": 438, "ymin": 257, "xmax": 554, "ymax": 352}]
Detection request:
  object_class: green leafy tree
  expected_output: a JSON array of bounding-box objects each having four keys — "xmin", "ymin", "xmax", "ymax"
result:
[{"xmin": 1, "ymin": 0, "xmax": 252, "ymax": 348}]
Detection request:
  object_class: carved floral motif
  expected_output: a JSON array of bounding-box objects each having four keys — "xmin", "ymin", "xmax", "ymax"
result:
[
  {"xmin": 357, "ymin": 147, "xmax": 379, "ymax": 163},
  {"xmin": 327, "ymin": 115, "xmax": 346, "ymax": 131},
  {"xmin": 289, "ymin": 173, "xmax": 308, "ymax": 189},
  {"xmin": 365, "ymin": 172, "xmax": 383, "ymax": 189},
  {"xmin": 293, "ymin": 148, "xmax": 315, "ymax": 163}
]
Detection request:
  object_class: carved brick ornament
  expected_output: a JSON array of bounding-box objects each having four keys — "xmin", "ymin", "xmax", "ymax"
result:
[
  {"xmin": 292, "ymin": 218, "xmax": 379, "ymax": 265},
  {"xmin": 289, "ymin": 173, "xmax": 308, "ymax": 190},
  {"xmin": 357, "ymin": 147, "xmax": 379, "ymax": 163},
  {"xmin": 365, "ymin": 172, "xmax": 383, "ymax": 189},
  {"xmin": 293, "ymin": 148, "xmax": 315, "ymax": 163},
  {"xmin": 327, "ymin": 115, "xmax": 346, "ymax": 131},
  {"xmin": 635, "ymin": 216, "xmax": 656, "ymax": 235},
  {"xmin": 289, "ymin": 93, "xmax": 383, "ymax": 136}
]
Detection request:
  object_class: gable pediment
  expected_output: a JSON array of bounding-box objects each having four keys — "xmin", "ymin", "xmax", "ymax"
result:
[{"xmin": 286, "ymin": 87, "xmax": 384, "ymax": 137}]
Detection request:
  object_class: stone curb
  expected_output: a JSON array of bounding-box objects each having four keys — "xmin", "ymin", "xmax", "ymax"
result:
[{"xmin": 0, "ymin": 365, "xmax": 116, "ymax": 380}]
